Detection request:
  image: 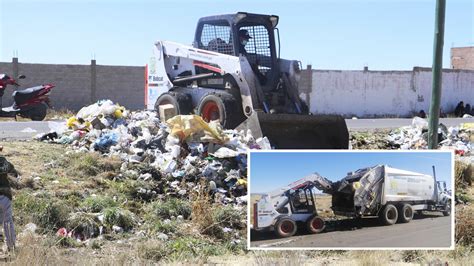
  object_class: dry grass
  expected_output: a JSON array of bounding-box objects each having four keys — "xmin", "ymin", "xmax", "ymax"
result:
[
  {"xmin": 456, "ymin": 193, "xmax": 474, "ymax": 245},
  {"xmin": 191, "ymin": 181, "xmax": 222, "ymax": 237},
  {"xmin": 1, "ymin": 140, "xmax": 473, "ymax": 264},
  {"xmin": 45, "ymin": 108, "xmax": 75, "ymax": 120},
  {"xmin": 455, "ymin": 160, "xmax": 472, "ymax": 188}
]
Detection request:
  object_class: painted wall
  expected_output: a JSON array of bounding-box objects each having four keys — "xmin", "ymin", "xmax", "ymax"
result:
[
  {"xmin": 302, "ymin": 67, "xmax": 474, "ymax": 117},
  {"xmin": 0, "ymin": 60, "xmax": 145, "ymax": 110}
]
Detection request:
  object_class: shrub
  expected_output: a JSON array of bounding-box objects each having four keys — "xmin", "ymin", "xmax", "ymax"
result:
[
  {"xmin": 456, "ymin": 206, "xmax": 474, "ymax": 245},
  {"xmin": 103, "ymin": 207, "xmax": 136, "ymax": 231},
  {"xmin": 81, "ymin": 195, "xmax": 118, "ymax": 212},
  {"xmin": 455, "ymin": 161, "xmax": 472, "ymax": 188},
  {"xmin": 151, "ymin": 198, "xmax": 192, "ymax": 220},
  {"xmin": 213, "ymin": 206, "xmax": 244, "ymax": 229}
]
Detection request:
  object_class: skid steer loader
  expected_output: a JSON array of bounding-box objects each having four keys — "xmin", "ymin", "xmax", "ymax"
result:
[{"xmin": 146, "ymin": 12, "xmax": 349, "ymax": 148}]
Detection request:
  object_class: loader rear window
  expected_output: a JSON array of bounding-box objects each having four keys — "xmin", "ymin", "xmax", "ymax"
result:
[
  {"xmin": 238, "ymin": 25, "xmax": 272, "ymax": 75},
  {"xmin": 199, "ymin": 23, "xmax": 234, "ymax": 55}
]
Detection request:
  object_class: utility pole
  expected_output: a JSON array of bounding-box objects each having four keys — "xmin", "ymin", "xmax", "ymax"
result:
[{"xmin": 428, "ymin": 0, "xmax": 446, "ymax": 149}]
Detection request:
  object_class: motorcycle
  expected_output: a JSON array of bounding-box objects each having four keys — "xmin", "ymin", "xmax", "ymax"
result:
[{"xmin": 0, "ymin": 74, "xmax": 55, "ymax": 121}]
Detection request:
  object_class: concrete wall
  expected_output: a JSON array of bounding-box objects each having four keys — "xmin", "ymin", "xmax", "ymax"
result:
[
  {"xmin": 302, "ymin": 67, "xmax": 474, "ymax": 117},
  {"xmin": 0, "ymin": 59, "xmax": 145, "ymax": 110},
  {"xmin": 451, "ymin": 46, "xmax": 474, "ymax": 70},
  {"xmin": 2, "ymin": 58, "xmax": 473, "ymax": 117}
]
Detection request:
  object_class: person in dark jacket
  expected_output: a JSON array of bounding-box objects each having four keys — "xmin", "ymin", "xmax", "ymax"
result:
[
  {"xmin": 0, "ymin": 156, "xmax": 17, "ymax": 251},
  {"xmin": 454, "ymin": 101, "xmax": 465, "ymax": 117},
  {"xmin": 464, "ymin": 104, "xmax": 472, "ymax": 116},
  {"xmin": 238, "ymin": 29, "xmax": 252, "ymax": 55}
]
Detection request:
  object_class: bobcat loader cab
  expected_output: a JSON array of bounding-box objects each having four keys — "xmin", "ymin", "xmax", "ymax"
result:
[
  {"xmin": 147, "ymin": 12, "xmax": 349, "ymax": 149},
  {"xmin": 252, "ymin": 173, "xmax": 333, "ymax": 237}
]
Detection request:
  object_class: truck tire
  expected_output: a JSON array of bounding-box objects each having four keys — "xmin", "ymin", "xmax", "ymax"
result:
[
  {"xmin": 379, "ymin": 204, "xmax": 398, "ymax": 225},
  {"xmin": 154, "ymin": 92, "xmax": 192, "ymax": 118},
  {"xmin": 197, "ymin": 93, "xmax": 242, "ymax": 129},
  {"xmin": 398, "ymin": 204, "xmax": 414, "ymax": 223},
  {"xmin": 306, "ymin": 216, "xmax": 325, "ymax": 234},
  {"xmin": 443, "ymin": 200, "xmax": 451, "ymax": 216},
  {"xmin": 275, "ymin": 217, "xmax": 297, "ymax": 238}
]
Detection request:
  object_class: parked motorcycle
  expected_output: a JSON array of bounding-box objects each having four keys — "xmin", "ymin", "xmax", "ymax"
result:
[{"xmin": 0, "ymin": 74, "xmax": 55, "ymax": 121}]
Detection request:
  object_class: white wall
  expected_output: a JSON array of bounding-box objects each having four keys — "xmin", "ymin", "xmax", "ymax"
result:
[{"xmin": 302, "ymin": 68, "xmax": 474, "ymax": 117}]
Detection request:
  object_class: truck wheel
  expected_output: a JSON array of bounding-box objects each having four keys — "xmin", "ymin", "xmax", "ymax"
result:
[
  {"xmin": 379, "ymin": 204, "xmax": 398, "ymax": 225},
  {"xmin": 443, "ymin": 200, "xmax": 451, "ymax": 216},
  {"xmin": 306, "ymin": 216, "xmax": 325, "ymax": 234},
  {"xmin": 275, "ymin": 218, "xmax": 297, "ymax": 238},
  {"xmin": 197, "ymin": 93, "xmax": 242, "ymax": 129},
  {"xmin": 154, "ymin": 92, "xmax": 192, "ymax": 118},
  {"xmin": 398, "ymin": 204, "xmax": 414, "ymax": 223}
]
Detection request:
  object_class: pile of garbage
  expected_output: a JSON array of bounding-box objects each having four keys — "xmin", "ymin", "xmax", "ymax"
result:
[
  {"xmin": 38, "ymin": 100, "xmax": 271, "ymax": 203},
  {"xmin": 387, "ymin": 117, "xmax": 473, "ymax": 155}
]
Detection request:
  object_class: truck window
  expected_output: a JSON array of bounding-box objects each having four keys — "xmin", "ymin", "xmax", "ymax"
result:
[{"xmin": 199, "ymin": 23, "xmax": 234, "ymax": 55}]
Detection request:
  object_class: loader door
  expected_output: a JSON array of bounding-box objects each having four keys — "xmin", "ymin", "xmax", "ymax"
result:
[{"xmin": 237, "ymin": 24, "xmax": 278, "ymax": 88}]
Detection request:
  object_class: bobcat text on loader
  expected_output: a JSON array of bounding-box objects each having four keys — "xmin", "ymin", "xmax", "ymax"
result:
[{"xmin": 146, "ymin": 12, "xmax": 349, "ymax": 149}]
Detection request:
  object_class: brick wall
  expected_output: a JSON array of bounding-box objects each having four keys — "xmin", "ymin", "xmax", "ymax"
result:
[
  {"xmin": 451, "ymin": 47, "xmax": 474, "ymax": 70},
  {"xmin": 0, "ymin": 59, "xmax": 145, "ymax": 110}
]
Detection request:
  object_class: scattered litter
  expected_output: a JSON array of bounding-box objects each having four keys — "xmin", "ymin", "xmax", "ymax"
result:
[
  {"xmin": 23, "ymin": 223, "xmax": 38, "ymax": 234},
  {"xmin": 157, "ymin": 233, "xmax": 169, "ymax": 241},
  {"xmin": 36, "ymin": 100, "xmax": 259, "ymax": 210},
  {"xmin": 21, "ymin": 127, "xmax": 37, "ymax": 133},
  {"xmin": 112, "ymin": 225, "xmax": 124, "ymax": 234},
  {"xmin": 387, "ymin": 117, "xmax": 472, "ymax": 155}
]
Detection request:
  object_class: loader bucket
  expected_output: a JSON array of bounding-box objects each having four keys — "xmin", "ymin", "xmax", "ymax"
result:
[{"xmin": 236, "ymin": 111, "xmax": 349, "ymax": 149}]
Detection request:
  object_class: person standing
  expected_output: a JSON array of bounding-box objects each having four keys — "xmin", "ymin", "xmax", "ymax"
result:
[{"xmin": 0, "ymin": 156, "xmax": 17, "ymax": 252}]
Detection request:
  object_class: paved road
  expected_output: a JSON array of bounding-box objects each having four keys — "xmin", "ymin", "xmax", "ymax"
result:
[
  {"xmin": 251, "ymin": 214, "xmax": 452, "ymax": 248},
  {"xmin": 346, "ymin": 117, "xmax": 473, "ymax": 131},
  {"xmin": 0, "ymin": 117, "xmax": 472, "ymax": 140},
  {"xmin": 0, "ymin": 120, "xmax": 54, "ymax": 140}
]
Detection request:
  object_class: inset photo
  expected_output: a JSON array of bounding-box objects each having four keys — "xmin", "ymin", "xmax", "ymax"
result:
[{"xmin": 248, "ymin": 151, "xmax": 454, "ymax": 250}]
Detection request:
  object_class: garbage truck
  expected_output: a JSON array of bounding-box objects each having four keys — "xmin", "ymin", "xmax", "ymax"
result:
[
  {"xmin": 145, "ymin": 12, "xmax": 349, "ymax": 149},
  {"xmin": 252, "ymin": 165, "xmax": 452, "ymax": 238},
  {"xmin": 331, "ymin": 165, "xmax": 452, "ymax": 225}
]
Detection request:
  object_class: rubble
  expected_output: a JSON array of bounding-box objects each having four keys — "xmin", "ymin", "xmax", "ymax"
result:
[{"xmin": 387, "ymin": 117, "xmax": 473, "ymax": 155}]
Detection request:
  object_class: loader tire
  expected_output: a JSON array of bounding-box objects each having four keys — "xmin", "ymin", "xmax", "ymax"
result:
[
  {"xmin": 379, "ymin": 204, "xmax": 398, "ymax": 225},
  {"xmin": 197, "ymin": 93, "xmax": 243, "ymax": 129},
  {"xmin": 443, "ymin": 200, "xmax": 451, "ymax": 216},
  {"xmin": 397, "ymin": 204, "xmax": 414, "ymax": 223},
  {"xmin": 275, "ymin": 217, "xmax": 297, "ymax": 238},
  {"xmin": 154, "ymin": 92, "xmax": 192, "ymax": 118},
  {"xmin": 306, "ymin": 216, "xmax": 325, "ymax": 234}
]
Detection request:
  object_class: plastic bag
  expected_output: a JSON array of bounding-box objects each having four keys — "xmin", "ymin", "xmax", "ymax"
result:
[{"xmin": 166, "ymin": 115, "xmax": 229, "ymax": 143}]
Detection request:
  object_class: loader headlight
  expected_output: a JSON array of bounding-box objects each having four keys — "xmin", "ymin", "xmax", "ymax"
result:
[
  {"xmin": 269, "ymin": 16, "xmax": 279, "ymax": 27},
  {"xmin": 236, "ymin": 12, "xmax": 247, "ymax": 20}
]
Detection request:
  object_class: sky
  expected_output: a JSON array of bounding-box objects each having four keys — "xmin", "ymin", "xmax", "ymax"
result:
[
  {"xmin": 249, "ymin": 151, "xmax": 453, "ymax": 193},
  {"xmin": 0, "ymin": 0, "xmax": 472, "ymax": 70}
]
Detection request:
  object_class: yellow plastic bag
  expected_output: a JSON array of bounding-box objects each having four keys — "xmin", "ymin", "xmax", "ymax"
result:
[
  {"xmin": 66, "ymin": 117, "xmax": 77, "ymax": 128},
  {"xmin": 461, "ymin": 123, "xmax": 474, "ymax": 130},
  {"xmin": 236, "ymin": 179, "xmax": 247, "ymax": 187},
  {"xmin": 114, "ymin": 106, "xmax": 126, "ymax": 119},
  {"xmin": 166, "ymin": 115, "xmax": 229, "ymax": 143}
]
